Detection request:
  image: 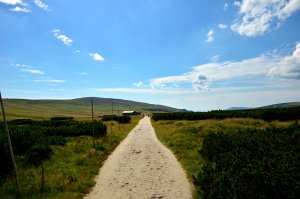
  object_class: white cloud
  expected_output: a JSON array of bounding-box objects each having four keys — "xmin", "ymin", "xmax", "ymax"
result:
[
  {"xmin": 231, "ymin": 0, "xmax": 300, "ymax": 37},
  {"xmin": 0, "ymin": 0, "xmax": 25, "ymax": 5},
  {"xmin": 33, "ymin": 0, "xmax": 48, "ymax": 10},
  {"xmin": 95, "ymin": 88, "xmax": 190, "ymax": 95},
  {"xmin": 149, "ymin": 42, "xmax": 300, "ymax": 90},
  {"xmin": 35, "ymin": 79, "xmax": 65, "ymax": 83},
  {"xmin": 205, "ymin": 29, "xmax": 214, "ymax": 43},
  {"xmin": 49, "ymin": 89, "xmax": 64, "ymax": 91},
  {"xmin": 92, "ymin": 42, "xmax": 300, "ymax": 106},
  {"xmin": 89, "ymin": 52, "xmax": 105, "ymax": 62},
  {"xmin": 133, "ymin": 81, "xmax": 144, "ymax": 87},
  {"xmin": 81, "ymin": 72, "xmax": 87, "ymax": 75},
  {"xmin": 52, "ymin": 29, "xmax": 73, "ymax": 46},
  {"xmin": 218, "ymin": 24, "xmax": 227, "ymax": 29},
  {"xmin": 13, "ymin": 63, "xmax": 45, "ymax": 74},
  {"xmin": 234, "ymin": 1, "xmax": 241, "ymax": 7},
  {"xmin": 268, "ymin": 42, "xmax": 300, "ymax": 79},
  {"xmin": 210, "ymin": 55, "xmax": 220, "ymax": 62},
  {"xmin": 224, "ymin": 2, "xmax": 228, "ymax": 10},
  {"xmin": 149, "ymin": 58, "xmax": 272, "ymax": 91},
  {"xmin": 10, "ymin": 6, "xmax": 30, "ymax": 12},
  {"xmin": 20, "ymin": 69, "xmax": 45, "ymax": 74}
]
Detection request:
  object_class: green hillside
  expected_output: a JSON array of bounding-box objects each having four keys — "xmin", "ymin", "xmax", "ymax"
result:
[{"xmin": 2, "ymin": 97, "xmax": 186, "ymax": 120}]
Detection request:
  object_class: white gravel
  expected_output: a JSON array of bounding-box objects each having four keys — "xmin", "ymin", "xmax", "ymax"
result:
[{"xmin": 84, "ymin": 116, "xmax": 192, "ymax": 199}]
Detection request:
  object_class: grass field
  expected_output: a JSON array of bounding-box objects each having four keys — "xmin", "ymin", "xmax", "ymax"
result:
[
  {"xmin": 0, "ymin": 117, "xmax": 141, "ymax": 199},
  {"xmin": 151, "ymin": 118, "xmax": 294, "ymax": 198},
  {"xmin": 2, "ymin": 98, "xmax": 184, "ymax": 120}
]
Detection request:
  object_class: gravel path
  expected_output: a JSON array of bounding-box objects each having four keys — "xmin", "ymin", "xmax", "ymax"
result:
[{"xmin": 84, "ymin": 116, "xmax": 192, "ymax": 199}]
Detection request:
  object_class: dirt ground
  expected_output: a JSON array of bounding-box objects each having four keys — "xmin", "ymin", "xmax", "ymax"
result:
[{"xmin": 84, "ymin": 116, "xmax": 192, "ymax": 199}]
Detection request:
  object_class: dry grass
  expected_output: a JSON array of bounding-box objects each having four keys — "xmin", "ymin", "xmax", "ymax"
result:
[{"xmin": 151, "ymin": 118, "xmax": 294, "ymax": 198}]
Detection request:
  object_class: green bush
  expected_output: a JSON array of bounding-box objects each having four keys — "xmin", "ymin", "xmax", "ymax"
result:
[
  {"xmin": 27, "ymin": 143, "xmax": 52, "ymax": 164},
  {"xmin": 50, "ymin": 116, "xmax": 74, "ymax": 121},
  {"xmin": 194, "ymin": 123, "xmax": 300, "ymax": 199},
  {"xmin": 0, "ymin": 119, "xmax": 107, "ymax": 177},
  {"xmin": 101, "ymin": 115, "xmax": 131, "ymax": 123}
]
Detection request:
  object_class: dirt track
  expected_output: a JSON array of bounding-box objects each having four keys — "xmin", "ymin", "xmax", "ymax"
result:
[{"xmin": 84, "ymin": 116, "xmax": 192, "ymax": 199}]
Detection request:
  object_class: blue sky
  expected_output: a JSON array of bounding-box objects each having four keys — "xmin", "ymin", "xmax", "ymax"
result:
[{"xmin": 1, "ymin": 0, "xmax": 300, "ymax": 111}]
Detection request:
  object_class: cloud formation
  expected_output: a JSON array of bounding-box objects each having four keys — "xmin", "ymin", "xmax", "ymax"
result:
[
  {"xmin": 231, "ymin": 0, "xmax": 300, "ymax": 37},
  {"xmin": 218, "ymin": 24, "xmax": 227, "ymax": 29},
  {"xmin": 35, "ymin": 79, "xmax": 65, "ymax": 83},
  {"xmin": 0, "ymin": 0, "xmax": 25, "ymax": 5},
  {"xmin": 0, "ymin": 0, "xmax": 30, "ymax": 12},
  {"xmin": 268, "ymin": 42, "xmax": 300, "ymax": 79},
  {"xmin": 149, "ymin": 42, "xmax": 300, "ymax": 90},
  {"xmin": 52, "ymin": 29, "xmax": 73, "ymax": 46},
  {"xmin": 21, "ymin": 69, "xmax": 45, "ymax": 74},
  {"xmin": 13, "ymin": 64, "xmax": 45, "ymax": 74},
  {"xmin": 10, "ymin": 6, "xmax": 30, "ymax": 12},
  {"xmin": 210, "ymin": 55, "xmax": 220, "ymax": 62},
  {"xmin": 33, "ymin": 0, "xmax": 48, "ymax": 10},
  {"xmin": 133, "ymin": 81, "xmax": 144, "ymax": 87},
  {"xmin": 94, "ymin": 43, "xmax": 300, "ymax": 95},
  {"xmin": 89, "ymin": 52, "xmax": 105, "ymax": 62},
  {"xmin": 205, "ymin": 29, "xmax": 214, "ymax": 43}
]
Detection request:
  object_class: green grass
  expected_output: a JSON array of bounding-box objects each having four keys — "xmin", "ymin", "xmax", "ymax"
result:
[
  {"xmin": 2, "ymin": 98, "xmax": 182, "ymax": 120},
  {"xmin": 151, "ymin": 118, "xmax": 294, "ymax": 198},
  {"xmin": 0, "ymin": 117, "xmax": 141, "ymax": 199}
]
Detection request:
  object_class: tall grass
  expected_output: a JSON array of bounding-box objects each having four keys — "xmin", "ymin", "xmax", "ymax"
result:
[
  {"xmin": 0, "ymin": 117, "xmax": 141, "ymax": 198},
  {"xmin": 151, "ymin": 118, "xmax": 294, "ymax": 198}
]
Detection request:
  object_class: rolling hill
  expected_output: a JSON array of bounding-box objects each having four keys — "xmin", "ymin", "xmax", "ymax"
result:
[
  {"xmin": 226, "ymin": 102, "xmax": 300, "ymax": 111},
  {"xmin": 2, "ymin": 97, "xmax": 187, "ymax": 120},
  {"xmin": 258, "ymin": 102, "xmax": 300, "ymax": 109}
]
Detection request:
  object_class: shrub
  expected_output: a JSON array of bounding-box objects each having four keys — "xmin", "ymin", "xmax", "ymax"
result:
[
  {"xmin": 194, "ymin": 123, "xmax": 300, "ymax": 199},
  {"xmin": 50, "ymin": 116, "xmax": 74, "ymax": 121},
  {"xmin": 27, "ymin": 143, "xmax": 52, "ymax": 164},
  {"xmin": 0, "ymin": 119, "xmax": 107, "ymax": 177},
  {"xmin": 101, "ymin": 115, "xmax": 131, "ymax": 123}
]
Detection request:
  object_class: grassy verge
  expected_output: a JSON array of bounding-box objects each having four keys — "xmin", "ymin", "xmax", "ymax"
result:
[
  {"xmin": 151, "ymin": 118, "xmax": 293, "ymax": 198},
  {"xmin": 0, "ymin": 116, "xmax": 141, "ymax": 199}
]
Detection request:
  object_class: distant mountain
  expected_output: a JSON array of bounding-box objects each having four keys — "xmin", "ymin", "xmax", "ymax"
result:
[
  {"xmin": 258, "ymin": 102, "xmax": 300, "ymax": 109},
  {"xmin": 226, "ymin": 107, "xmax": 252, "ymax": 111},
  {"xmin": 3, "ymin": 97, "xmax": 187, "ymax": 120},
  {"xmin": 226, "ymin": 102, "xmax": 300, "ymax": 111}
]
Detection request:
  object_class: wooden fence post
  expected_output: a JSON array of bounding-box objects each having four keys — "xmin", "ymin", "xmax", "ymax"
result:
[
  {"xmin": 111, "ymin": 103, "xmax": 113, "ymax": 133},
  {"xmin": 91, "ymin": 97, "xmax": 95, "ymax": 146},
  {"xmin": 0, "ymin": 92, "xmax": 22, "ymax": 195},
  {"xmin": 117, "ymin": 109, "xmax": 120, "ymax": 131},
  {"xmin": 41, "ymin": 162, "xmax": 45, "ymax": 193}
]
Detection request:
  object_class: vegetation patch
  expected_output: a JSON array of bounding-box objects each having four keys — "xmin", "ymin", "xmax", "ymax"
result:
[
  {"xmin": 195, "ymin": 123, "xmax": 300, "ymax": 199},
  {"xmin": 0, "ymin": 117, "xmax": 140, "ymax": 198},
  {"xmin": 152, "ymin": 118, "xmax": 297, "ymax": 198},
  {"xmin": 152, "ymin": 107, "xmax": 300, "ymax": 121},
  {"xmin": 101, "ymin": 115, "xmax": 131, "ymax": 123}
]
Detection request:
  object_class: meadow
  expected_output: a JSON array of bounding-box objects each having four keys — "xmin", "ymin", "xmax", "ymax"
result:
[
  {"xmin": 2, "ymin": 98, "xmax": 299, "ymax": 199},
  {"xmin": 0, "ymin": 116, "xmax": 141, "ymax": 199},
  {"xmin": 152, "ymin": 118, "xmax": 299, "ymax": 199}
]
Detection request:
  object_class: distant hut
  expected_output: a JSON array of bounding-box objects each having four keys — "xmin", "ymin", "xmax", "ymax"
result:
[{"xmin": 122, "ymin": 111, "xmax": 141, "ymax": 116}]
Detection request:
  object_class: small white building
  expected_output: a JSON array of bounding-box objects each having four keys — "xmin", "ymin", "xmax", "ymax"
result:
[{"xmin": 122, "ymin": 111, "xmax": 141, "ymax": 116}]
